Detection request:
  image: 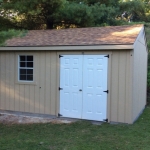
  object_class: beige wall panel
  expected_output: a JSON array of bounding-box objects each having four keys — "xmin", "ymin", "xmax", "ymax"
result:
[
  {"xmin": 0, "ymin": 53, "xmax": 6, "ymax": 109},
  {"xmin": 138, "ymin": 31, "xmax": 146, "ymax": 46},
  {"xmin": 1, "ymin": 49, "xmax": 145, "ymax": 124},
  {"xmin": 110, "ymin": 52, "xmax": 119, "ymax": 122},
  {"xmin": 24, "ymin": 85, "xmax": 30, "ymax": 112},
  {"xmin": 29, "ymin": 85, "xmax": 35, "ymax": 113},
  {"xmin": 5, "ymin": 53, "xmax": 10, "ymax": 110},
  {"xmin": 50, "ymin": 52, "xmax": 57, "ymax": 115},
  {"xmin": 39, "ymin": 52, "xmax": 46, "ymax": 114},
  {"xmin": 14, "ymin": 84, "xmax": 20, "ymax": 111},
  {"xmin": 14, "ymin": 53, "xmax": 20, "ymax": 111},
  {"xmin": 34, "ymin": 52, "xmax": 40, "ymax": 113},
  {"xmin": 110, "ymin": 50, "xmax": 132, "ymax": 123},
  {"xmin": 118, "ymin": 51, "xmax": 126, "ymax": 123},
  {"xmin": 132, "ymin": 44, "xmax": 140, "ymax": 120},
  {"xmin": 132, "ymin": 36, "xmax": 147, "ymax": 121},
  {"xmin": 125, "ymin": 51, "xmax": 132, "ymax": 123},
  {"xmin": 9, "ymin": 52, "xmax": 15, "ymax": 110},
  {"xmin": 19, "ymin": 85, "xmax": 25, "ymax": 112},
  {"xmin": 140, "ymin": 44, "xmax": 147, "ymax": 107},
  {"xmin": 44, "ymin": 52, "xmax": 51, "ymax": 114},
  {"xmin": 0, "ymin": 51, "xmax": 58, "ymax": 115}
]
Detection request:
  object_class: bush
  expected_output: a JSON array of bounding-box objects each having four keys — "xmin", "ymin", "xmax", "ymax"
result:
[{"xmin": 0, "ymin": 29, "xmax": 27, "ymax": 46}]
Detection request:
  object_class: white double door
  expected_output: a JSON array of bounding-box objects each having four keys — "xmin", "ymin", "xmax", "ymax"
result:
[{"xmin": 60, "ymin": 55, "xmax": 108, "ymax": 121}]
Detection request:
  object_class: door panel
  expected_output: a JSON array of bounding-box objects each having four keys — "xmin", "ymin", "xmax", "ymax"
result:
[
  {"xmin": 82, "ymin": 55, "xmax": 108, "ymax": 121},
  {"xmin": 60, "ymin": 55, "xmax": 83, "ymax": 118},
  {"xmin": 60, "ymin": 55, "xmax": 108, "ymax": 121}
]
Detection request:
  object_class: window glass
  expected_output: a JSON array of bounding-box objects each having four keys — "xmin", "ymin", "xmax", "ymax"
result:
[
  {"xmin": 19, "ymin": 55, "xmax": 34, "ymax": 81},
  {"xmin": 20, "ymin": 56, "xmax": 26, "ymax": 61},
  {"xmin": 27, "ymin": 56, "xmax": 33, "ymax": 61}
]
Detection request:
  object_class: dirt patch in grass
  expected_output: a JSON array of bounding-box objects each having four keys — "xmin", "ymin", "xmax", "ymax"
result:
[{"xmin": 0, "ymin": 113, "xmax": 73, "ymax": 124}]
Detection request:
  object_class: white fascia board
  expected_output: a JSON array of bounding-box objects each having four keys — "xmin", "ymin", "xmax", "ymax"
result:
[{"xmin": 0, "ymin": 45, "xmax": 133, "ymax": 51}]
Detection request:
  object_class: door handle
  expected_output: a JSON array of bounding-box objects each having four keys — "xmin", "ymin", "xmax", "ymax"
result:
[{"xmin": 79, "ymin": 89, "xmax": 82, "ymax": 91}]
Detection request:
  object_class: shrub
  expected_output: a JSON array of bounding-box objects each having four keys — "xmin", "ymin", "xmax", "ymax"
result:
[{"xmin": 0, "ymin": 29, "xmax": 27, "ymax": 46}]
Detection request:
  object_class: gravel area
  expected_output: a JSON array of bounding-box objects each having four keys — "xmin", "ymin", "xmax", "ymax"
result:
[{"xmin": 0, "ymin": 113, "xmax": 73, "ymax": 124}]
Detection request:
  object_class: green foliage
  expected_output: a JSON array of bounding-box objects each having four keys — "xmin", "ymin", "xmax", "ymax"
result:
[
  {"xmin": 55, "ymin": 1, "xmax": 120, "ymax": 28},
  {"xmin": 0, "ymin": 30, "xmax": 27, "ymax": 46},
  {"xmin": 0, "ymin": 0, "xmax": 65, "ymax": 29},
  {"xmin": 55, "ymin": 2, "xmax": 93, "ymax": 27},
  {"xmin": 0, "ymin": 16, "xmax": 16, "ymax": 31},
  {"xmin": 147, "ymin": 66, "xmax": 150, "ymax": 89},
  {"xmin": 91, "ymin": 3, "xmax": 120, "ymax": 26},
  {"xmin": 119, "ymin": 0, "xmax": 150, "ymax": 22},
  {"xmin": 145, "ymin": 23, "xmax": 150, "ymax": 50},
  {"xmin": 68, "ymin": 0, "xmax": 120, "ymax": 6},
  {"xmin": 0, "ymin": 0, "xmax": 149, "ymax": 29}
]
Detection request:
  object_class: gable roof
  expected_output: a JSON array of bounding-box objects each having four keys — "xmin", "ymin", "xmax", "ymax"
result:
[{"xmin": 5, "ymin": 24, "xmax": 143, "ymax": 47}]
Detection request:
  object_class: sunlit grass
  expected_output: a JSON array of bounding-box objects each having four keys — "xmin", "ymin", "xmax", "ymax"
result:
[{"xmin": 0, "ymin": 106, "xmax": 150, "ymax": 150}]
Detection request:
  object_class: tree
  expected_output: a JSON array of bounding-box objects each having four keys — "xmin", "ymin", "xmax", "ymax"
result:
[
  {"xmin": 119, "ymin": 0, "xmax": 150, "ymax": 22},
  {"xmin": 68, "ymin": 0, "xmax": 119, "ymax": 6},
  {"xmin": 2, "ymin": 0, "xmax": 149, "ymax": 30},
  {"xmin": 0, "ymin": 0, "xmax": 65, "ymax": 29},
  {"xmin": 55, "ymin": 1, "xmax": 120, "ymax": 28},
  {"xmin": 0, "ymin": 0, "xmax": 121, "ymax": 29}
]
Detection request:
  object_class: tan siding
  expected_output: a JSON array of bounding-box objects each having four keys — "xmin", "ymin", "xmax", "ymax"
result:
[
  {"xmin": 110, "ymin": 51, "xmax": 132, "ymax": 123},
  {"xmin": 132, "ymin": 35, "xmax": 147, "ymax": 121},
  {"xmin": 118, "ymin": 51, "xmax": 126, "ymax": 122},
  {"xmin": 14, "ymin": 84, "xmax": 20, "ymax": 111},
  {"xmin": 34, "ymin": 52, "xmax": 40, "ymax": 113},
  {"xmin": 0, "ymin": 53, "xmax": 6, "ymax": 110},
  {"xmin": 125, "ymin": 51, "xmax": 132, "ymax": 123},
  {"xmin": 5, "ymin": 53, "xmax": 10, "ymax": 110},
  {"xmin": 45, "ymin": 52, "xmax": 51, "ymax": 114},
  {"xmin": 50, "ymin": 52, "xmax": 57, "ymax": 115},
  {"xmin": 9, "ymin": 52, "xmax": 15, "ymax": 110},
  {"xmin": 0, "ymin": 51, "xmax": 58, "ymax": 116},
  {"xmin": 39, "ymin": 52, "xmax": 46, "ymax": 114},
  {"xmin": 29, "ymin": 85, "xmax": 35, "ymax": 113},
  {"xmin": 1, "ymin": 49, "xmax": 145, "ymax": 124},
  {"xmin": 19, "ymin": 85, "xmax": 25, "ymax": 111},
  {"xmin": 24, "ymin": 85, "xmax": 30, "ymax": 112},
  {"xmin": 110, "ymin": 52, "xmax": 119, "ymax": 122}
]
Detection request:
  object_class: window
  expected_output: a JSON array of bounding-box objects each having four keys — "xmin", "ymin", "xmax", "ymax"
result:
[{"xmin": 19, "ymin": 55, "xmax": 33, "ymax": 81}]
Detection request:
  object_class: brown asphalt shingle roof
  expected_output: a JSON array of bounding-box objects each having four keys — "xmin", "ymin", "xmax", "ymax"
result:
[{"xmin": 6, "ymin": 24, "xmax": 143, "ymax": 47}]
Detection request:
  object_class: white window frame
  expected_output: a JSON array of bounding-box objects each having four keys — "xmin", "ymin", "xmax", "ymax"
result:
[{"xmin": 18, "ymin": 55, "xmax": 34, "ymax": 82}]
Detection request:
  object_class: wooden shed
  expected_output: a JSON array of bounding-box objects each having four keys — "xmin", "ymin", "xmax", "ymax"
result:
[{"xmin": 0, "ymin": 24, "xmax": 148, "ymax": 124}]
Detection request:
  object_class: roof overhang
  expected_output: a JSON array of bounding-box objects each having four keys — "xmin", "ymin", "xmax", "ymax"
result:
[{"xmin": 0, "ymin": 44, "xmax": 133, "ymax": 51}]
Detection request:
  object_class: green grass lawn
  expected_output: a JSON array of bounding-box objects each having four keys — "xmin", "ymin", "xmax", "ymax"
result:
[{"xmin": 0, "ymin": 106, "xmax": 150, "ymax": 150}]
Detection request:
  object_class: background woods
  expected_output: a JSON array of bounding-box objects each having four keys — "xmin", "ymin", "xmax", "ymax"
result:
[{"xmin": 0, "ymin": 0, "xmax": 150, "ymax": 30}]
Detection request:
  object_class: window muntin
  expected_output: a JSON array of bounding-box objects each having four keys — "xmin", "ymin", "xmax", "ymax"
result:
[{"xmin": 19, "ymin": 55, "xmax": 33, "ymax": 81}]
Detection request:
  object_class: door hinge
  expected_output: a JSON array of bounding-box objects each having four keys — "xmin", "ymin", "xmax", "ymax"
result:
[
  {"xmin": 103, "ymin": 118, "xmax": 108, "ymax": 122},
  {"xmin": 58, "ymin": 113, "xmax": 62, "ymax": 117},
  {"xmin": 104, "ymin": 55, "xmax": 109, "ymax": 58},
  {"xmin": 59, "ymin": 55, "xmax": 63, "ymax": 58},
  {"xmin": 59, "ymin": 87, "xmax": 63, "ymax": 90},
  {"xmin": 103, "ymin": 90, "xmax": 109, "ymax": 94}
]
